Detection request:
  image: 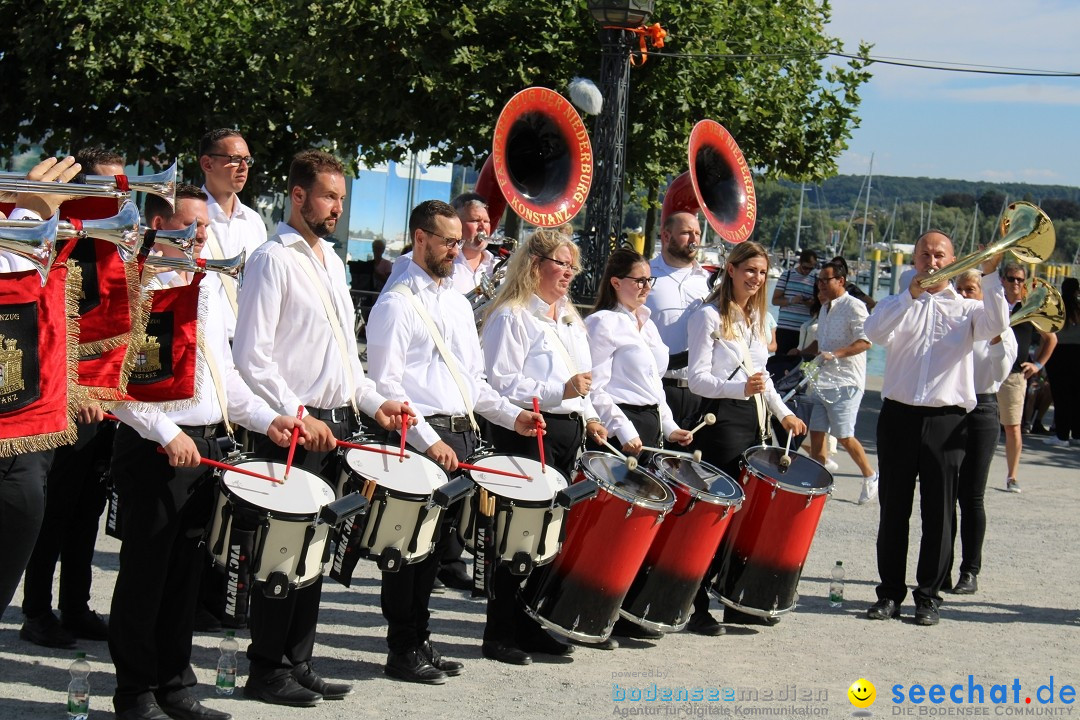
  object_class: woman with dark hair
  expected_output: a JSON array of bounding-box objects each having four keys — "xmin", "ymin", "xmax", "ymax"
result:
[{"xmin": 1044, "ymin": 276, "xmax": 1080, "ymax": 447}]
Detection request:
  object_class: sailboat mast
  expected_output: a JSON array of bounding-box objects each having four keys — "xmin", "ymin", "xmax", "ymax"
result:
[{"xmin": 859, "ymin": 154, "xmax": 873, "ymax": 262}]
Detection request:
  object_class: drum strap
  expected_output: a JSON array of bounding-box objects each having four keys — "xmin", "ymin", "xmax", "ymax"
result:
[
  {"xmin": 197, "ymin": 334, "xmax": 234, "ymax": 440},
  {"xmin": 538, "ymin": 321, "xmax": 589, "ymax": 432},
  {"xmin": 287, "ymin": 243, "xmax": 360, "ymax": 416},
  {"xmin": 734, "ymin": 327, "xmax": 767, "ymax": 443},
  {"xmin": 203, "ymin": 227, "xmax": 239, "ymax": 318},
  {"xmin": 389, "ymin": 283, "xmax": 480, "ymax": 435}
]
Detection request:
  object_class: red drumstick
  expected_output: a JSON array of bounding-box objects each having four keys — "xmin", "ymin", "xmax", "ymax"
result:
[
  {"xmin": 337, "ymin": 439, "xmax": 412, "ymax": 459},
  {"xmin": 283, "ymin": 405, "xmax": 303, "ymax": 481},
  {"xmin": 457, "ymin": 462, "xmax": 530, "ymax": 481},
  {"xmin": 399, "ymin": 401, "xmax": 409, "ymax": 462},
  {"xmin": 103, "ymin": 413, "xmax": 120, "ymax": 422},
  {"xmin": 155, "ymin": 447, "xmax": 282, "ymax": 484},
  {"xmin": 532, "ymin": 396, "xmax": 545, "ymax": 475}
]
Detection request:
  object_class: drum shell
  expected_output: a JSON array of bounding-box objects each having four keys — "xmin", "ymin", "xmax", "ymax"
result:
[
  {"xmin": 461, "ymin": 493, "xmax": 566, "ymax": 568},
  {"xmin": 711, "ymin": 448, "xmax": 832, "ymax": 617}
]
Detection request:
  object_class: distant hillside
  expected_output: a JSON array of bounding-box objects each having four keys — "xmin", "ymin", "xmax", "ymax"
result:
[{"xmin": 813, "ymin": 175, "xmax": 1080, "ymax": 209}]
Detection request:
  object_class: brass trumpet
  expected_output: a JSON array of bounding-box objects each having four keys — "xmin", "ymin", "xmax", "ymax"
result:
[
  {"xmin": 141, "ymin": 221, "xmax": 197, "ymax": 258},
  {"xmin": 0, "ymin": 162, "xmax": 177, "ymax": 208},
  {"xmin": 919, "ymin": 201, "xmax": 1055, "ymax": 288},
  {"xmin": 0, "ymin": 213, "xmax": 58, "ymax": 284},
  {"xmin": 1010, "ymin": 277, "xmax": 1065, "ymax": 333},
  {"xmin": 143, "ymin": 251, "xmax": 245, "ymax": 281},
  {"xmin": 0, "ymin": 200, "xmax": 142, "ymax": 262}
]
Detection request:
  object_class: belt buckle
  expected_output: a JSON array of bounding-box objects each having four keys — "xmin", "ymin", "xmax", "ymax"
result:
[
  {"xmin": 330, "ymin": 407, "xmax": 342, "ymax": 424},
  {"xmin": 451, "ymin": 415, "xmax": 469, "ymax": 433}
]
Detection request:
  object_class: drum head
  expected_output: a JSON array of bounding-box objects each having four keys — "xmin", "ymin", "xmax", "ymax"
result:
[
  {"xmin": 579, "ymin": 452, "xmax": 674, "ymax": 511},
  {"xmin": 344, "ymin": 445, "xmax": 448, "ymax": 495},
  {"xmin": 221, "ymin": 460, "xmax": 334, "ymax": 515},
  {"xmin": 652, "ymin": 456, "xmax": 744, "ymax": 507},
  {"xmin": 742, "ymin": 446, "xmax": 833, "ymax": 495},
  {"xmin": 467, "ymin": 454, "xmax": 568, "ymax": 502}
]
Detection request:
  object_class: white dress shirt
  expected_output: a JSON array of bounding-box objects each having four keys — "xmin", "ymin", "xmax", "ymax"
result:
[
  {"xmin": 973, "ymin": 331, "xmax": 1017, "ymax": 395},
  {"xmin": 815, "ymin": 292, "xmax": 870, "ymax": 390},
  {"xmin": 112, "ymin": 277, "xmax": 278, "ymax": 447},
  {"xmin": 200, "ymin": 187, "xmax": 268, "ymax": 339},
  {"xmin": 863, "ymin": 273, "xmax": 1009, "ymax": 411},
  {"xmin": 687, "ymin": 303, "xmax": 792, "ymax": 420},
  {"xmin": 481, "ymin": 295, "xmax": 602, "ymax": 420},
  {"xmin": 366, "ymin": 260, "xmax": 521, "ymax": 451},
  {"xmin": 451, "ymin": 248, "xmax": 499, "ymax": 295},
  {"xmin": 645, "ymin": 256, "xmax": 711, "ymax": 380},
  {"xmin": 585, "ymin": 305, "xmax": 679, "ymax": 444},
  {"xmin": 233, "ymin": 222, "xmax": 386, "ymax": 418},
  {"xmin": 0, "ymin": 208, "xmax": 42, "ymax": 273},
  {"xmin": 383, "ymin": 252, "xmax": 413, "ymax": 291}
]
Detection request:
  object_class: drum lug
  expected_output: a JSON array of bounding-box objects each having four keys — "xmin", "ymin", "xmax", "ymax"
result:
[
  {"xmin": 654, "ymin": 511, "xmax": 666, "ymax": 526},
  {"xmin": 642, "ymin": 603, "xmax": 651, "ymax": 620},
  {"xmin": 625, "ymin": 505, "xmax": 633, "ymax": 519},
  {"xmin": 805, "ymin": 494, "xmax": 812, "ymax": 508},
  {"xmin": 770, "ymin": 485, "xmax": 778, "ymax": 500}
]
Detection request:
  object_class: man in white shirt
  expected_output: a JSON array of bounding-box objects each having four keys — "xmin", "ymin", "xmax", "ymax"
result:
[
  {"xmin": 198, "ymin": 128, "xmax": 268, "ymax": 339},
  {"xmin": 366, "ymin": 199, "xmax": 544, "ymax": 684},
  {"xmin": 233, "ymin": 151, "xmax": 411, "ymax": 707},
  {"xmin": 863, "ymin": 230, "xmax": 1007, "ymax": 627},
  {"xmin": 108, "ymin": 185, "xmax": 305, "ymax": 720},
  {"xmin": 645, "ymin": 212, "xmax": 711, "ymax": 430},
  {"xmin": 804, "ymin": 259, "xmax": 878, "ymax": 504},
  {"xmin": 450, "ymin": 192, "xmax": 500, "ymax": 295}
]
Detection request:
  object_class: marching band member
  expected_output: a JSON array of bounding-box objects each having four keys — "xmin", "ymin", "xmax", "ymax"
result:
[
  {"xmin": 366, "ymin": 199, "xmax": 545, "ymax": 682},
  {"xmin": 107, "ymin": 185, "xmax": 306, "ymax": 720},
  {"xmin": 450, "ymin": 192, "xmax": 498, "ymax": 295},
  {"xmin": 233, "ymin": 151, "xmax": 411, "ymax": 706}
]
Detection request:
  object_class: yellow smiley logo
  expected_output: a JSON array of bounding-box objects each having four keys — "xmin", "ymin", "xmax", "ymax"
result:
[{"xmin": 848, "ymin": 678, "xmax": 876, "ymax": 709}]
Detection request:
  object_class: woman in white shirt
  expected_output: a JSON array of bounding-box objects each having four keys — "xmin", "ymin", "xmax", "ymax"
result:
[
  {"xmin": 586, "ymin": 247, "xmax": 692, "ymax": 453},
  {"xmin": 687, "ymin": 240, "xmax": 806, "ymax": 480}
]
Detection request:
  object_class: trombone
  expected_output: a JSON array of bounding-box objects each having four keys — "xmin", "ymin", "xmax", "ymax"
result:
[
  {"xmin": 1009, "ymin": 277, "xmax": 1065, "ymax": 334},
  {"xmin": 0, "ymin": 200, "xmax": 142, "ymax": 262},
  {"xmin": 0, "ymin": 162, "xmax": 177, "ymax": 208}
]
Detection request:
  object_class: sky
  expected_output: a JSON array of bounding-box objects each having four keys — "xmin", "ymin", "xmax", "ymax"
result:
[{"xmin": 826, "ymin": 0, "xmax": 1080, "ymax": 187}]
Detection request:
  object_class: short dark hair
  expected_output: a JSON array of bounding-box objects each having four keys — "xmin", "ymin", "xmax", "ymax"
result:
[
  {"xmin": 829, "ymin": 256, "xmax": 849, "ymax": 276},
  {"xmin": 73, "ymin": 146, "xmax": 125, "ymax": 174},
  {"xmin": 144, "ymin": 183, "xmax": 207, "ymax": 225},
  {"xmin": 199, "ymin": 128, "xmax": 244, "ymax": 158},
  {"xmin": 286, "ymin": 150, "xmax": 345, "ymax": 193},
  {"xmin": 820, "ymin": 259, "xmax": 847, "ymax": 281},
  {"xmin": 451, "ymin": 192, "xmax": 488, "ymax": 212},
  {"xmin": 593, "ymin": 246, "xmax": 648, "ymax": 313},
  {"xmin": 408, "ymin": 199, "xmax": 456, "ymax": 238},
  {"xmin": 798, "ymin": 249, "xmax": 817, "ymax": 264}
]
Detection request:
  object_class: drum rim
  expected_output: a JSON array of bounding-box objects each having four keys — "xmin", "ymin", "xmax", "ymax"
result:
[
  {"xmin": 739, "ymin": 446, "xmax": 834, "ymax": 497},
  {"xmin": 218, "ymin": 460, "xmax": 333, "ymax": 520},
  {"xmin": 464, "ymin": 451, "xmax": 569, "ymax": 503},
  {"xmin": 579, "ymin": 451, "xmax": 676, "ymax": 512},
  {"xmin": 341, "ymin": 443, "xmax": 449, "ymax": 494},
  {"xmin": 651, "ymin": 455, "xmax": 745, "ymax": 507}
]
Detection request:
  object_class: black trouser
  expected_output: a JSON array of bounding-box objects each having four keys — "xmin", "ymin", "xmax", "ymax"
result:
[
  {"xmin": 617, "ymin": 403, "xmax": 662, "ymax": 448},
  {"xmin": 108, "ymin": 424, "xmax": 221, "ymax": 713},
  {"xmin": 697, "ymin": 397, "xmax": 760, "ymax": 480},
  {"xmin": 0, "ymin": 450, "xmax": 53, "ymax": 615},
  {"xmin": 1046, "ymin": 344, "xmax": 1080, "ymax": 441},
  {"xmin": 22, "ymin": 421, "xmax": 112, "ymax": 619},
  {"xmin": 246, "ymin": 408, "xmax": 355, "ymax": 682},
  {"xmin": 381, "ymin": 426, "xmax": 476, "ymax": 654},
  {"xmin": 662, "ymin": 381, "xmax": 704, "ymax": 433},
  {"xmin": 491, "ymin": 411, "xmax": 583, "ymax": 476},
  {"xmin": 951, "ymin": 396, "xmax": 998, "ymax": 579},
  {"xmin": 775, "ymin": 328, "xmax": 802, "ymax": 356},
  {"xmin": 876, "ymin": 399, "xmax": 967, "ymax": 606}
]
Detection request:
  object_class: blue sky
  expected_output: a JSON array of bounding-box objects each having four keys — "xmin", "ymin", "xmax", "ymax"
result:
[{"xmin": 827, "ymin": 0, "xmax": 1080, "ymax": 187}]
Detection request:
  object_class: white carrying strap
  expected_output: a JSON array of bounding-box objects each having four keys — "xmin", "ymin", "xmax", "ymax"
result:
[
  {"xmin": 286, "ymin": 243, "xmax": 360, "ymax": 415},
  {"xmin": 389, "ymin": 283, "xmax": 480, "ymax": 434},
  {"xmin": 203, "ymin": 228, "xmax": 239, "ymax": 318},
  {"xmin": 733, "ymin": 324, "xmax": 768, "ymax": 443},
  {"xmin": 538, "ymin": 318, "xmax": 591, "ymax": 430},
  {"xmin": 197, "ymin": 335, "xmax": 233, "ymax": 439}
]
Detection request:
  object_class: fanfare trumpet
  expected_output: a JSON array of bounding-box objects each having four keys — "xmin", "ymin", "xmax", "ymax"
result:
[
  {"xmin": 1009, "ymin": 277, "xmax": 1065, "ymax": 334},
  {"xmin": 0, "ymin": 200, "xmax": 142, "ymax": 262},
  {"xmin": 141, "ymin": 221, "xmax": 198, "ymax": 258},
  {"xmin": 143, "ymin": 251, "xmax": 245, "ymax": 281},
  {"xmin": 0, "ymin": 213, "xmax": 58, "ymax": 284},
  {"xmin": 0, "ymin": 162, "xmax": 177, "ymax": 208}
]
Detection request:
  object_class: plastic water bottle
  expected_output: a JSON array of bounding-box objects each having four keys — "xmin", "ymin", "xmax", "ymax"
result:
[
  {"xmin": 215, "ymin": 631, "xmax": 238, "ymax": 695},
  {"xmin": 67, "ymin": 651, "xmax": 90, "ymax": 720},
  {"xmin": 829, "ymin": 561, "xmax": 845, "ymax": 608}
]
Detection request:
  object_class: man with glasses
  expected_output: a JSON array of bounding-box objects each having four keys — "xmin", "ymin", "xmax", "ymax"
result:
[
  {"xmin": 198, "ymin": 128, "xmax": 267, "ymax": 340},
  {"xmin": 996, "ymin": 263, "xmax": 1057, "ymax": 493},
  {"xmin": 805, "ymin": 260, "xmax": 878, "ymax": 504},
  {"xmin": 772, "ymin": 249, "xmax": 819, "ymax": 355}
]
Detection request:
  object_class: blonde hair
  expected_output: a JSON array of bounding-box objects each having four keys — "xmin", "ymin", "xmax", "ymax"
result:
[
  {"xmin": 704, "ymin": 241, "xmax": 770, "ymax": 341},
  {"xmin": 956, "ymin": 269, "xmax": 982, "ymax": 288},
  {"xmin": 483, "ymin": 228, "xmax": 582, "ymax": 323}
]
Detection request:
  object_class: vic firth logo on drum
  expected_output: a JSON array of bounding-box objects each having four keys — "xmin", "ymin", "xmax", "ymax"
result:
[{"xmin": 225, "ymin": 542, "xmax": 244, "ymax": 619}]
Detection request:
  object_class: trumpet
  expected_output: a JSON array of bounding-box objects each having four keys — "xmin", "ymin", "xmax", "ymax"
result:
[
  {"xmin": 141, "ymin": 221, "xmax": 198, "ymax": 258},
  {"xmin": 143, "ymin": 251, "xmax": 245, "ymax": 281},
  {"xmin": 0, "ymin": 200, "xmax": 142, "ymax": 263},
  {"xmin": 0, "ymin": 162, "xmax": 177, "ymax": 208},
  {"xmin": 1010, "ymin": 277, "xmax": 1065, "ymax": 334},
  {"xmin": 0, "ymin": 213, "xmax": 58, "ymax": 284}
]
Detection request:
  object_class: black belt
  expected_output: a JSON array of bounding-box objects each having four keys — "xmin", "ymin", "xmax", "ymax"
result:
[
  {"xmin": 618, "ymin": 403, "xmax": 659, "ymax": 413},
  {"xmin": 305, "ymin": 405, "xmax": 353, "ymax": 424},
  {"xmin": 881, "ymin": 399, "xmax": 966, "ymax": 417},
  {"xmin": 427, "ymin": 414, "xmax": 472, "ymax": 433},
  {"xmin": 178, "ymin": 423, "xmax": 221, "ymax": 439},
  {"xmin": 541, "ymin": 411, "xmax": 582, "ymax": 423},
  {"xmin": 975, "ymin": 393, "xmax": 998, "ymax": 404},
  {"xmin": 662, "ymin": 378, "xmax": 690, "ymax": 389}
]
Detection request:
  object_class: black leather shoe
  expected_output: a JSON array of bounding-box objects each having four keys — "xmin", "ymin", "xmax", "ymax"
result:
[
  {"xmin": 291, "ymin": 663, "xmax": 353, "ymax": 700},
  {"xmin": 482, "ymin": 640, "xmax": 532, "ymax": 665},
  {"xmin": 915, "ymin": 599, "xmax": 940, "ymax": 626},
  {"xmin": 156, "ymin": 696, "xmax": 231, "ymax": 720},
  {"xmin": 20, "ymin": 612, "xmax": 77, "ymax": 649},
  {"xmin": 61, "ymin": 609, "xmax": 109, "ymax": 641},
  {"xmin": 437, "ymin": 565, "xmax": 473, "ymax": 591},
  {"xmin": 116, "ymin": 703, "xmax": 172, "ymax": 720},
  {"xmin": 686, "ymin": 612, "xmax": 726, "ymax": 636},
  {"xmin": 243, "ymin": 675, "xmax": 322, "ymax": 707},
  {"xmin": 952, "ymin": 572, "xmax": 978, "ymax": 595},
  {"xmin": 517, "ymin": 630, "xmax": 575, "ymax": 656},
  {"xmin": 581, "ymin": 636, "xmax": 619, "ymax": 650},
  {"xmin": 613, "ymin": 617, "xmax": 664, "ymax": 640},
  {"xmin": 867, "ymin": 598, "xmax": 901, "ymax": 620},
  {"xmin": 420, "ymin": 640, "xmax": 464, "ymax": 676},
  {"xmin": 385, "ymin": 649, "xmax": 448, "ymax": 684}
]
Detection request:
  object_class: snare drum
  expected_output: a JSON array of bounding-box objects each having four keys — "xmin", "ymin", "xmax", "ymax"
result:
[
  {"xmin": 620, "ymin": 455, "xmax": 743, "ymax": 632},
  {"xmin": 206, "ymin": 459, "xmax": 336, "ymax": 596},
  {"xmin": 459, "ymin": 454, "xmax": 570, "ymax": 573},
  {"xmin": 521, "ymin": 452, "xmax": 675, "ymax": 643},
  {"xmin": 333, "ymin": 444, "xmax": 450, "ymax": 573},
  {"xmin": 711, "ymin": 446, "xmax": 832, "ymax": 618}
]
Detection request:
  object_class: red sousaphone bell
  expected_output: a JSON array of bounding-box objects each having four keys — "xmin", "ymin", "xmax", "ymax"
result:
[
  {"xmin": 475, "ymin": 87, "xmax": 593, "ymax": 229},
  {"xmin": 661, "ymin": 119, "xmax": 757, "ymax": 244}
]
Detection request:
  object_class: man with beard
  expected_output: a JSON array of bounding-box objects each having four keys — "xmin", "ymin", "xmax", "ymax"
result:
[
  {"xmin": 234, "ymin": 151, "xmax": 412, "ymax": 706},
  {"xmin": 365, "ymin": 199, "xmax": 545, "ymax": 684}
]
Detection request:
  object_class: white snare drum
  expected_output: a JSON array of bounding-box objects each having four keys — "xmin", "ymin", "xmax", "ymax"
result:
[
  {"xmin": 335, "ymin": 444, "xmax": 450, "ymax": 572},
  {"xmin": 460, "ymin": 454, "xmax": 570, "ymax": 573},
  {"xmin": 206, "ymin": 460, "xmax": 335, "ymax": 595}
]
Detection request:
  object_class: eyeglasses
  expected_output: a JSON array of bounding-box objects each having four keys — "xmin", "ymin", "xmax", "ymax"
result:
[
  {"xmin": 619, "ymin": 275, "xmax": 656, "ymax": 289},
  {"xmin": 1004, "ymin": 276, "xmax": 1025, "ymax": 284},
  {"xmin": 816, "ymin": 275, "xmax": 840, "ymax": 285},
  {"xmin": 423, "ymin": 228, "xmax": 463, "ymax": 249},
  {"xmin": 207, "ymin": 153, "xmax": 255, "ymax": 168},
  {"xmin": 538, "ymin": 255, "xmax": 582, "ymax": 274}
]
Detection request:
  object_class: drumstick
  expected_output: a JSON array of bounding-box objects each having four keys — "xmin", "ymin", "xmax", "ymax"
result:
[
  {"xmin": 600, "ymin": 438, "xmax": 638, "ymax": 472},
  {"xmin": 686, "ymin": 413, "xmax": 716, "ymax": 438},
  {"xmin": 337, "ymin": 439, "xmax": 412, "ymax": 459},
  {"xmin": 640, "ymin": 446, "xmax": 703, "ymax": 463},
  {"xmin": 398, "ymin": 402, "xmax": 409, "ymax": 463},
  {"xmin": 103, "ymin": 413, "xmax": 120, "ymax": 422},
  {"xmin": 154, "ymin": 447, "xmax": 282, "ymax": 484},
  {"xmin": 457, "ymin": 462, "xmax": 530, "ymax": 481},
  {"xmin": 779, "ymin": 429, "xmax": 794, "ymax": 471},
  {"xmin": 532, "ymin": 396, "xmax": 545, "ymax": 475},
  {"xmin": 283, "ymin": 404, "xmax": 303, "ymax": 482}
]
